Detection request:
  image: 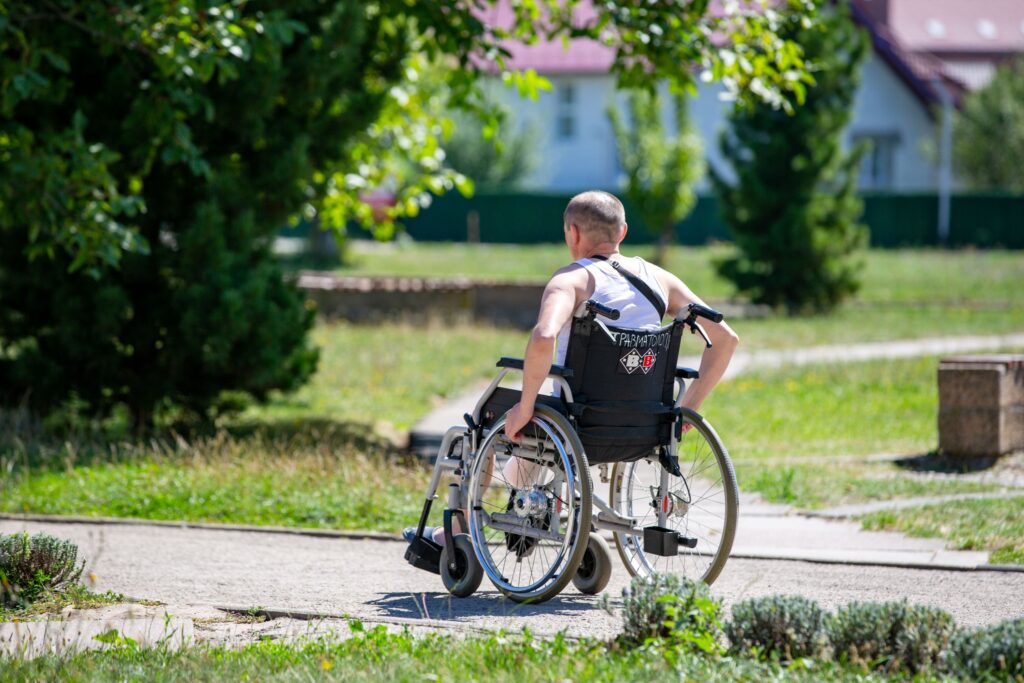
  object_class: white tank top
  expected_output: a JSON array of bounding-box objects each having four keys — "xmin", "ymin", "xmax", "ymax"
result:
[{"xmin": 555, "ymin": 257, "xmax": 667, "ymax": 366}]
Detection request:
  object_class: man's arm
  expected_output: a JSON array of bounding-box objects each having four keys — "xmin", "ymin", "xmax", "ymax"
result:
[
  {"xmin": 504, "ymin": 269, "xmax": 580, "ymax": 441},
  {"xmin": 659, "ymin": 270, "xmax": 739, "ymax": 413}
]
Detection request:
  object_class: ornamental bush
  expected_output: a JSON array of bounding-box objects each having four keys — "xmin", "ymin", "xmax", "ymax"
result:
[
  {"xmin": 0, "ymin": 532, "xmax": 84, "ymax": 607},
  {"xmin": 616, "ymin": 573, "xmax": 724, "ymax": 654},
  {"xmin": 828, "ymin": 600, "xmax": 955, "ymax": 674},
  {"xmin": 948, "ymin": 618, "xmax": 1024, "ymax": 680},
  {"xmin": 726, "ymin": 594, "xmax": 830, "ymax": 661}
]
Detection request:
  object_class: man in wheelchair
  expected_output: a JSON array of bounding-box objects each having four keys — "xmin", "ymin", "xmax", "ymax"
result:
[{"xmin": 403, "ymin": 190, "xmax": 740, "ymax": 603}]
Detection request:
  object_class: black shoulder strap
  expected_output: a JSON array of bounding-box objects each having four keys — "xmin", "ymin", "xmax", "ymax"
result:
[{"xmin": 589, "ymin": 255, "xmax": 666, "ymax": 320}]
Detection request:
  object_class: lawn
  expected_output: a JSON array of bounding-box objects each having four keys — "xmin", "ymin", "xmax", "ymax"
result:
[
  {"xmin": 5, "ymin": 353, "xmax": 1019, "ymax": 551},
  {"xmin": 332, "ymin": 242, "xmax": 1024, "ymax": 348},
  {"xmin": 335, "ymin": 242, "xmax": 1024, "ymax": 307},
  {"xmin": 860, "ymin": 497, "xmax": 1024, "ymax": 565},
  {"xmin": 0, "ymin": 624, "xmax": 958, "ymax": 682}
]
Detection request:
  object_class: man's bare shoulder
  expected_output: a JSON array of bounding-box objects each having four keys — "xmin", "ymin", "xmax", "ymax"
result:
[{"xmin": 548, "ymin": 262, "xmax": 589, "ymax": 286}]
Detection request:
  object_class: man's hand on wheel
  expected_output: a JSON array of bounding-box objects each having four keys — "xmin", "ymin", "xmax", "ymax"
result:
[{"xmin": 504, "ymin": 402, "xmax": 533, "ymax": 443}]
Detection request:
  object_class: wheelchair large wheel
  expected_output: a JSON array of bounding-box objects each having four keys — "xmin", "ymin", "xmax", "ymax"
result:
[
  {"xmin": 610, "ymin": 408, "xmax": 738, "ymax": 585},
  {"xmin": 467, "ymin": 404, "xmax": 592, "ymax": 603}
]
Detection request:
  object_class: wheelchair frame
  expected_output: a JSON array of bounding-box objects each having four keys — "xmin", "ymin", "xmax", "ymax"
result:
[{"xmin": 405, "ymin": 303, "xmax": 738, "ymax": 602}]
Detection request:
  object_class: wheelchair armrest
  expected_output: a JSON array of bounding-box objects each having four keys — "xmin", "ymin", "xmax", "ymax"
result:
[
  {"xmin": 675, "ymin": 366, "xmax": 700, "ymax": 380},
  {"xmin": 497, "ymin": 357, "xmax": 574, "ymax": 379}
]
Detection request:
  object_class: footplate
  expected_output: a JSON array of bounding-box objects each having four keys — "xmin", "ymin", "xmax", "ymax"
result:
[
  {"xmin": 405, "ymin": 536, "xmax": 443, "ymax": 575},
  {"xmin": 643, "ymin": 525, "xmax": 698, "ymax": 557}
]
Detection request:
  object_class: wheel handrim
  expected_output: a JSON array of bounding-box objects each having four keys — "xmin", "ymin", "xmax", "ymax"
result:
[
  {"xmin": 612, "ymin": 420, "xmax": 735, "ymax": 582},
  {"xmin": 468, "ymin": 415, "xmax": 584, "ymax": 598}
]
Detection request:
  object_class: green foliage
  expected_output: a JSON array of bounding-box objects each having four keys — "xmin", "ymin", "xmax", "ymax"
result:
[
  {"xmin": 726, "ymin": 595, "xmax": 830, "ymax": 661},
  {"xmin": 443, "ymin": 103, "xmax": 537, "ymax": 190},
  {"xmin": 827, "ymin": 600, "xmax": 956, "ymax": 674},
  {"xmin": 954, "ymin": 57, "xmax": 1024, "ymax": 193},
  {"xmin": 0, "ymin": 532, "xmax": 84, "ymax": 607},
  {"xmin": 613, "ymin": 573, "xmax": 724, "ymax": 654},
  {"xmin": 948, "ymin": 618, "xmax": 1024, "ymax": 680},
  {"xmin": 713, "ymin": 3, "xmax": 869, "ymax": 313},
  {"xmin": 0, "ymin": 0, "xmax": 820, "ymax": 427},
  {"xmin": 609, "ymin": 90, "xmax": 704, "ymax": 264}
]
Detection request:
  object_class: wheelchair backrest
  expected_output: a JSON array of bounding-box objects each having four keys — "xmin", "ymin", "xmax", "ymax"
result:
[
  {"xmin": 560, "ymin": 315, "xmax": 684, "ymax": 464},
  {"xmin": 563, "ymin": 315, "xmax": 683, "ymax": 406}
]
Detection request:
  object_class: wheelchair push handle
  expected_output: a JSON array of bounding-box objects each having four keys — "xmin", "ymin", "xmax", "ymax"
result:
[
  {"xmin": 585, "ymin": 299, "xmax": 621, "ymax": 320},
  {"xmin": 686, "ymin": 302, "xmax": 724, "ymax": 324}
]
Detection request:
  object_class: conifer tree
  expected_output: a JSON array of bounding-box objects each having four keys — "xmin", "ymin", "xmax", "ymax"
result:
[{"xmin": 712, "ymin": 4, "xmax": 869, "ymax": 313}]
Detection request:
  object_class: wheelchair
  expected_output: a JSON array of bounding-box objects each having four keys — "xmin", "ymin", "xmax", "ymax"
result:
[{"xmin": 405, "ymin": 301, "xmax": 739, "ymax": 603}]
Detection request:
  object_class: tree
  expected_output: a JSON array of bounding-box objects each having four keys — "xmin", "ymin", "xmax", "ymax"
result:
[
  {"xmin": 609, "ymin": 90, "xmax": 704, "ymax": 265},
  {"xmin": 0, "ymin": 0, "xmax": 820, "ymax": 427},
  {"xmin": 954, "ymin": 57, "xmax": 1024, "ymax": 193},
  {"xmin": 712, "ymin": 3, "xmax": 869, "ymax": 314},
  {"xmin": 444, "ymin": 106, "xmax": 537, "ymax": 190}
]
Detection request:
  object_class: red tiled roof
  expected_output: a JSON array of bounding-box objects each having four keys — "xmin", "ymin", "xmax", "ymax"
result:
[
  {"xmin": 477, "ymin": 0, "xmax": 614, "ymax": 74},
  {"xmin": 888, "ymin": 0, "xmax": 1024, "ymax": 54}
]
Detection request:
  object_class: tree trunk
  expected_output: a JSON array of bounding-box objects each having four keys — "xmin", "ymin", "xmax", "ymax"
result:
[{"xmin": 653, "ymin": 225, "xmax": 673, "ymax": 267}]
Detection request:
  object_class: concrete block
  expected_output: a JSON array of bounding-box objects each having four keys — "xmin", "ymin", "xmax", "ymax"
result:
[{"xmin": 939, "ymin": 355, "xmax": 1024, "ymax": 458}]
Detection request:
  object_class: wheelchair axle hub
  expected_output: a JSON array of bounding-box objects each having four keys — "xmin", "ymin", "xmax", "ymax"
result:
[{"xmin": 513, "ymin": 488, "xmax": 549, "ymax": 518}]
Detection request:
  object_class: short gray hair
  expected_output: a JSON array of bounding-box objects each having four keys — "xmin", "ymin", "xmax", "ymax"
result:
[{"xmin": 563, "ymin": 191, "xmax": 625, "ymax": 243}]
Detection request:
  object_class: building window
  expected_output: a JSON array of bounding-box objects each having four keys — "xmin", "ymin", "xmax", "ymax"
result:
[
  {"xmin": 556, "ymin": 82, "xmax": 575, "ymax": 140},
  {"xmin": 853, "ymin": 133, "xmax": 899, "ymax": 189}
]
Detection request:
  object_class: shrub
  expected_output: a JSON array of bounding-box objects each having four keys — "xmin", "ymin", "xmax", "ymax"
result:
[
  {"xmin": 0, "ymin": 532, "xmax": 84, "ymax": 607},
  {"xmin": 828, "ymin": 600, "xmax": 955, "ymax": 674},
  {"xmin": 615, "ymin": 573, "xmax": 724, "ymax": 654},
  {"xmin": 726, "ymin": 594, "xmax": 830, "ymax": 661},
  {"xmin": 948, "ymin": 618, "xmax": 1024, "ymax": 680}
]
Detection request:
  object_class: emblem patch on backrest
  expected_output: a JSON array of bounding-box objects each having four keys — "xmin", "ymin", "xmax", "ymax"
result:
[{"xmin": 619, "ymin": 348, "xmax": 657, "ymax": 375}]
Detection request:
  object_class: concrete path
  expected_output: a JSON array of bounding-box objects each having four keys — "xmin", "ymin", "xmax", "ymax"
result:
[
  {"xmin": 410, "ymin": 332, "xmax": 1024, "ymax": 456},
  {"xmin": 2, "ymin": 512, "xmax": 1021, "ymax": 646}
]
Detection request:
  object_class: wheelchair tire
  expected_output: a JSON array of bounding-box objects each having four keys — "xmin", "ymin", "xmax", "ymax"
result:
[
  {"xmin": 467, "ymin": 404, "xmax": 592, "ymax": 604},
  {"xmin": 440, "ymin": 533, "xmax": 484, "ymax": 598},
  {"xmin": 572, "ymin": 533, "xmax": 613, "ymax": 595},
  {"xmin": 610, "ymin": 408, "xmax": 738, "ymax": 586}
]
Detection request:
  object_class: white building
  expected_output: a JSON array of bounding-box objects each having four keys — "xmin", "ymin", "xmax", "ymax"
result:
[{"xmin": 488, "ymin": 0, "xmax": 994, "ymax": 193}]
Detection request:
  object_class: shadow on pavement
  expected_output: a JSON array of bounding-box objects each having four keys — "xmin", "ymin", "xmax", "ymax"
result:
[{"xmin": 368, "ymin": 591, "xmax": 606, "ymax": 622}]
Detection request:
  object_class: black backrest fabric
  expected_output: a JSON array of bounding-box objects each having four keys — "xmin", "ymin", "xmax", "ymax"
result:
[{"xmin": 562, "ymin": 316, "xmax": 684, "ymax": 463}]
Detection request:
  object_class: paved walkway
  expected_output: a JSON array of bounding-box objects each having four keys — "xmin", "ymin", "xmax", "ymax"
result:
[{"xmin": 1, "ymin": 517, "xmax": 1021, "ymax": 650}]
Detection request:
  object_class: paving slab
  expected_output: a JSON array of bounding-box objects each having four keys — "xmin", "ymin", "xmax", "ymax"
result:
[{"xmin": 3, "ymin": 515, "xmax": 1020, "ymax": 644}]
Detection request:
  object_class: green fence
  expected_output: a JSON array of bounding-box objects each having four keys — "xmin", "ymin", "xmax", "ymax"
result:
[{"xmin": 396, "ymin": 191, "xmax": 1023, "ymax": 248}]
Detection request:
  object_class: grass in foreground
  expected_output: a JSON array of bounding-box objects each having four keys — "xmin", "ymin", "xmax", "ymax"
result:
[
  {"xmin": 0, "ymin": 626, "xmax": 939, "ymax": 682},
  {"xmin": 860, "ymin": 497, "xmax": 1024, "ymax": 565},
  {"xmin": 0, "ymin": 585, "xmax": 131, "ymax": 622}
]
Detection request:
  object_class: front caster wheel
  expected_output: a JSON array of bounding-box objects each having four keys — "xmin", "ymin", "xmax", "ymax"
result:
[
  {"xmin": 572, "ymin": 533, "xmax": 613, "ymax": 595},
  {"xmin": 440, "ymin": 533, "xmax": 483, "ymax": 598}
]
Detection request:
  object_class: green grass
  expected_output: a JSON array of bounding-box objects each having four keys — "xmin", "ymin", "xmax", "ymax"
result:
[
  {"xmin": 241, "ymin": 322, "xmax": 528, "ymax": 431},
  {"xmin": 860, "ymin": 497, "xmax": 1024, "ymax": 565},
  {"xmin": 707, "ymin": 355, "xmax": 946, "ymax": 461},
  {"xmin": 331, "ymin": 243, "xmax": 1024, "ymax": 349},
  {"xmin": 0, "ymin": 585, "xmax": 132, "ymax": 622},
  {"xmin": 734, "ymin": 461, "xmax": 999, "ymax": 510},
  {"xmin": 4, "ymin": 355, "xmax": 1019, "ymax": 531},
  {"xmin": 0, "ymin": 426, "xmax": 429, "ymax": 533},
  {"xmin": 337, "ymin": 243, "xmax": 1024, "ymax": 307},
  {"xmin": 0, "ymin": 625, "xmax": 947, "ymax": 682}
]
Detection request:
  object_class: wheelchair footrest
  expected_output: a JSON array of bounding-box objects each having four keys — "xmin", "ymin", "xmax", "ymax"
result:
[
  {"xmin": 405, "ymin": 536, "xmax": 443, "ymax": 575},
  {"xmin": 643, "ymin": 526, "xmax": 698, "ymax": 557}
]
